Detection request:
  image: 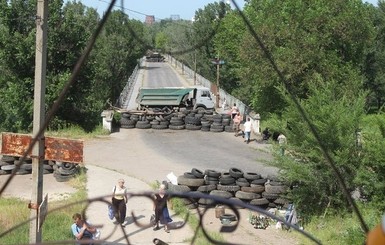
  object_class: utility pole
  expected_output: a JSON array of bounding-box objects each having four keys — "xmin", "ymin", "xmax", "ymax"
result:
[
  {"xmin": 216, "ymin": 59, "xmax": 220, "ymax": 107},
  {"xmin": 30, "ymin": 0, "xmax": 48, "ymax": 243}
]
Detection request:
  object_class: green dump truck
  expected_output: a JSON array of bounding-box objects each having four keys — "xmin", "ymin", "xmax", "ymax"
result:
[{"xmin": 136, "ymin": 87, "xmax": 215, "ymax": 110}]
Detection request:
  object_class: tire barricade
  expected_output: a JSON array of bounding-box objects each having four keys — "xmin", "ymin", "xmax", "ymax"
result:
[
  {"xmin": 0, "ymin": 155, "xmax": 80, "ymax": 182},
  {"xmin": 167, "ymin": 167, "xmax": 290, "ymax": 210},
  {"xmin": 119, "ymin": 109, "xmax": 234, "ymax": 133}
]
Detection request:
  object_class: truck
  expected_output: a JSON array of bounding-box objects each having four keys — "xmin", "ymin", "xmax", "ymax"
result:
[{"xmin": 136, "ymin": 87, "xmax": 215, "ymax": 111}]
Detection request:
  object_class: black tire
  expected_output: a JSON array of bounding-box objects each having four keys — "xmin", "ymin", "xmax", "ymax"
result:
[
  {"xmin": 1, "ymin": 155, "xmax": 16, "ymax": 163},
  {"xmin": 220, "ymin": 214, "xmax": 237, "ymax": 222},
  {"xmin": 236, "ymin": 179, "xmax": 250, "ymax": 187},
  {"xmin": 235, "ymin": 191, "xmax": 261, "ymax": 200},
  {"xmin": 183, "ymin": 172, "xmax": 197, "ymax": 179},
  {"xmin": 151, "ymin": 124, "xmax": 168, "ymax": 130},
  {"xmin": 205, "ymin": 169, "xmax": 221, "ymax": 178},
  {"xmin": 61, "ymin": 162, "xmax": 75, "ymax": 170},
  {"xmin": 209, "ymin": 190, "xmax": 233, "ymax": 199},
  {"xmin": 244, "ymin": 172, "xmax": 262, "ymax": 181},
  {"xmin": 219, "ymin": 177, "xmax": 235, "ymax": 185},
  {"xmin": 57, "ymin": 166, "xmax": 78, "ymax": 176},
  {"xmin": 169, "ymin": 124, "xmax": 185, "ymax": 130},
  {"xmin": 168, "ymin": 183, "xmax": 191, "ymax": 193},
  {"xmin": 185, "ymin": 124, "xmax": 202, "ymax": 130},
  {"xmin": 251, "ymin": 178, "xmax": 267, "ymax": 185},
  {"xmin": 177, "ymin": 175, "xmax": 205, "ymax": 187},
  {"xmin": 197, "ymin": 184, "xmax": 217, "ymax": 192},
  {"xmin": 229, "ymin": 167, "xmax": 244, "ymax": 178},
  {"xmin": 20, "ymin": 163, "xmax": 32, "ymax": 171},
  {"xmin": 265, "ymin": 184, "xmax": 287, "ymax": 194},
  {"xmin": 191, "ymin": 168, "xmax": 204, "ymax": 178},
  {"xmin": 121, "ymin": 124, "xmax": 135, "ymax": 129},
  {"xmin": 54, "ymin": 173, "xmax": 74, "ymax": 182},
  {"xmin": 136, "ymin": 122, "xmax": 151, "ymax": 129},
  {"xmin": 241, "ymin": 185, "xmax": 265, "ymax": 193},
  {"xmin": 221, "ymin": 172, "xmax": 230, "ymax": 178},
  {"xmin": 249, "ymin": 198, "xmax": 270, "ymax": 206},
  {"xmin": 217, "ymin": 184, "xmax": 240, "ymax": 192},
  {"xmin": 204, "ymin": 179, "xmax": 219, "ymax": 185},
  {"xmin": 261, "ymin": 191, "xmax": 280, "ymax": 200}
]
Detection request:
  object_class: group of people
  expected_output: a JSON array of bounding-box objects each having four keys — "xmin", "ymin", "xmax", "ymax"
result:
[
  {"xmin": 231, "ymin": 103, "xmax": 287, "ymax": 151},
  {"xmin": 71, "ymin": 180, "xmax": 172, "ymax": 244},
  {"xmin": 231, "ymin": 103, "xmax": 252, "ymax": 144}
]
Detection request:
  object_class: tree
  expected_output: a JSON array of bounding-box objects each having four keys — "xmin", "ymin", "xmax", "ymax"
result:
[
  {"xmin": 273, "ymin": 77, "xmax": 366, "ymax": 215},
  {"xmin": 236, "ymin": 0, "xmax": 374, "ymax": 117}
]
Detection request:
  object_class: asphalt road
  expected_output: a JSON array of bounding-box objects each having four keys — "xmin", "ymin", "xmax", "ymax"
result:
[{"xmin": 136, "ymin": 129, "xmax": 277, "ymax": 178}]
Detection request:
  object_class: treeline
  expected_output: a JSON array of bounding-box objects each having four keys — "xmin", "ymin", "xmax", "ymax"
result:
[
  {"xmin": 0, "ymin": 0, "xmax": 147, "ymax": 132},
  {"xmin": 151, "ymin": 0, "xmax": 385, "ymax": 233}
]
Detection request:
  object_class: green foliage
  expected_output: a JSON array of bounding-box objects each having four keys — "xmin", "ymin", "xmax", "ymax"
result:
[
  {"xmin": 0, "ymin": 1, "xmax": 146, "ymax": 133},
  {"xmin": 354, "ymin": 114, "xmax": 385, "ymax": 209},
  {"xmin": 0, "ymin": 171, "xmax": 88, "ymax": 244},
  {"xmin": 235, "ymin": 0, "xmax": 374, "ymax": 116},
  {"xmin": 295, "ymin": 204, "xmax": 381, "ymax": 245},
  {"xmin": 270, "ymin": 78, "xmax": 366, "ymax": 215}
]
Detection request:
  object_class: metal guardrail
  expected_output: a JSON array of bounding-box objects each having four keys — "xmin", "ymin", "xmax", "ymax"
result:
[{"xmin": 115, "ymin": 58, "xmax": 144, "ymax": 109}]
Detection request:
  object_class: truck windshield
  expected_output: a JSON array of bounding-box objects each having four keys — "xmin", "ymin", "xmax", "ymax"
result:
[{"xmin": 201, "ymin": 91, "xmax": 211, "ymax": 98}]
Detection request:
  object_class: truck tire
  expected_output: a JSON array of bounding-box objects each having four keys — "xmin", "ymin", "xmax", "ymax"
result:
[
  {"xmin": 169, "ymin": 125, "xmax": 185, "ymax": 130},
  {"xmin": 235, "ymin": 191, "xmax": 261, "ymax": 200},
  {"xmin": 229, "ymin": 167, "xmax": 244, "ymax": 178},
  {"xmin": 185, "ymin": 124, "xmax": 201, "ymax": 130},
  {"xmin": 151, "ymin": 124, "xmax": 168, "ymax": 130},
  {"xmin": 191, "ymin": 168, "xmax": 204, "ymax": 178},
  {"xmin": 177, "ymin": 175, "xmax": 205, "ymax": 187}
]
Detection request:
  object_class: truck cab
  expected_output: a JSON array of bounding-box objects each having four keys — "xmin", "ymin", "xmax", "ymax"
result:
[{"xmin": 189, "ymin": 87, "xmax": 215, "ymax": 110}]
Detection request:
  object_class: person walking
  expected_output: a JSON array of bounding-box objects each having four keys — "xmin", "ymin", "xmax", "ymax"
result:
[
  {"xmin": 71, "ymin": 213, "xmax": 97, "ymax": 245},
  {"xmin": 153, "ymin": 184, "xmax": 172, "ymax": 233},
  {"xmin": 233, "ymin": 111, "xmax": 242, "ymax": 137},
  {"xmin": 112, "ymin": 179, "xmax": 128, "ymax": 226},
  {"xmin": 277, "ymin": 133, "xmax": 287, "ymax": 156},
  {"xmin": 244, "ymin": 118, "xmax": 252, "ymax": 144},
  {"xmin": 231, "ymin": 103, "xmax": 238, "ymax": 119}
]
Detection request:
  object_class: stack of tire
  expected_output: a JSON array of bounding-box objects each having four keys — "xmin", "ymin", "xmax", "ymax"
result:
[
  {"xmin": 150, "ymin": 115, "xmax": 169, "ymax": 130},
  {"xmin": 169, "ymin": 112, "xmax": 185, "ymax": 130},
  {"xmin": 135, "ymin": 116, "xmax": 151, "ymax": 129},
  {"xmin": 167, "ymin": 167, "xmax": 290, "ymax": 210},
  {"xmin": 53, "ymin": 161, "xmax": 80, "ymax": 182},
  {"xmin": 185, "ymin": 112, "xmax": 202, "ymax": 131},
  {"xmin": 119, "ymin": 112, "xmax": 137, "ymax": 129},
  {"xmin": 210, "ymin": 114, "xmax": 224, "ymax": 132},
  {"xmin": 0, "ymin": 155, "xmax": 54, "ymax": 175},
  {"xmin": 118, "ymin": 109, "xmax": 234, "ymax": 133}
]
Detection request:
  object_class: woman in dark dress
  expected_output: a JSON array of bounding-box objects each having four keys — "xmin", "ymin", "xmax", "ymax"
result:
[{"xmin": 153, "ymin": 184, "xmax": 172, "ymax": 232}]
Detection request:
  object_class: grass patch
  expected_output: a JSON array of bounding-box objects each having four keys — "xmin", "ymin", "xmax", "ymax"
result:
[
  {"xmin": 170, "ymin": 198, "xmax": 225, "ymax": 245},
  {"xmin": 0, "ymin": 172, "xmax": 88, "ymax": 244},
  {"xmin": 293, "ymin": 204, "xmax": 382, "ymax": 245},
  {"xmin": 45, "ymin": 124, "xmax": 110, "ymax": 139}
]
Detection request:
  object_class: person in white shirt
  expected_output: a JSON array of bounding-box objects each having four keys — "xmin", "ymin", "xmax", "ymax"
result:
[
  {"xmin": 244, "ymin": 118, "xmax": 252, "ymax": 144},
  {"xmin": 277, "ymin": 133, "xmax": 287, "ymax": 155},
  {"xmin": 112, "ymin": 179, "xmax": 128, "ymax": 226}
]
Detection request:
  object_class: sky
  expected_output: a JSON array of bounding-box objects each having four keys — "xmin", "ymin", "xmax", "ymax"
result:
[{"xmin": 65, "ymin": 0, "xmax": 379, "ymax": 22}]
